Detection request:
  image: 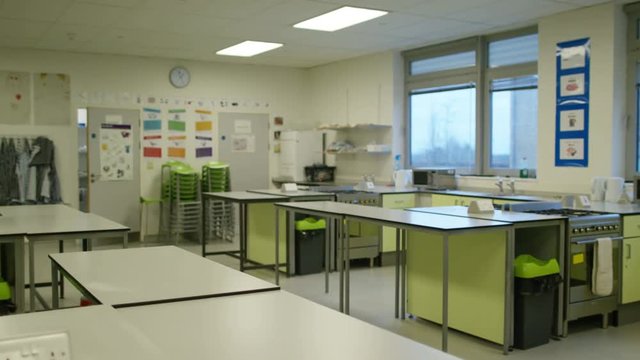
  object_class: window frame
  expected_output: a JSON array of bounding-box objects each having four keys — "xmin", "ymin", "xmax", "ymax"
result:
[
  {"xmin": 625, "ymin": 3, "xmax": 640, "ymax": 178},
  {"xmin": 404, "ymin": 27, "xmax": 538, "ymax": 176}
]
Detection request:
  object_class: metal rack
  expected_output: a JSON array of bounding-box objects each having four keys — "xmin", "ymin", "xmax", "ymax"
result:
[{"xmin": 201, "ymin": 162, "xmax": 234, "ymax": 243}]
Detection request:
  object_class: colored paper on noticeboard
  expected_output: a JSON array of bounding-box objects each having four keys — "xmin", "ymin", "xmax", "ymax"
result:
[
  {"xmin": 196, "ymin": 121, "xmax": 212, "ymax": 131},
  {"xmin": 168, "ymin": 147, "xmax": 186, "ymax": 158},
  {"xmin": 168, "ymin": 120, "xmax": 185, "ymax": 131},
  {"xmin": 143, "ymin": 120, "xmax": 162, "ymax": 131},
  {"xmin": 168, "ymin": 135, "xmax": 187, "ymax": 141},
  {"xmin": 143, "ymin": 147, "xmax": 162, "ymax": 158},
  {"xmin": 195, "ymin": 109, "xmax": 212, "ymax": 115},
  {"xmin": 196, "ymin": 147, "xmax": 213, "ymax": 158}
]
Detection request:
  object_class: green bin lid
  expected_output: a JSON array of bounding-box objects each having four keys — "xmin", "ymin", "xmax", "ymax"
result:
[
  {"xmin": 0, "ymin": 280, "xmax": 11, "ymax": 301},
  {"xmin": 514, "ymin": 254, "xmax": 560, "ymax": 278},
  {"xmin": 295, "ymin": 217, "xmax": 326, "ymax": 231}
]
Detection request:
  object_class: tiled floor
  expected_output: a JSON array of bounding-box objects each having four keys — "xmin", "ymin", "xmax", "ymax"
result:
[{"xmin": 21, "ymin": 238, "xmax": 640, "ymax": 360}]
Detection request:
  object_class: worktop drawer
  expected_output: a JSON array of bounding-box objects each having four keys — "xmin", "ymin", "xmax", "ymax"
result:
[
  {"xmin": 382, "ymin": 194, "xmax": 416, "ymax": 209},
  {"xmin": 623, "ymin": 215, "xmax": 640, "ymax": 238}
]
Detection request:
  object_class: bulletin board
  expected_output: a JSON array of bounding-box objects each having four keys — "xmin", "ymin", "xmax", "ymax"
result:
[{"xmin": 555, "ymin": 38, "xmax": 590, "ymax": 167}]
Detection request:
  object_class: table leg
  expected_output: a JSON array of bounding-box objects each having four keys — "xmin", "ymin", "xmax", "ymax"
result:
[
  {"xmin": 504, "ymin": 227, "xmax": 514, "ymax": 354},
  {"xmin": 51, "ymin": 261, "xmax": 59, "ymax": 309},
  {"xmin": 338, "ymin": 219, "xmax": 344, "ymax": 313},
  {"xmin": 442, "ymin": 234, "xmax": 449, "ymax": 352},
  {"xmin": 401, "ymin": 229, "xmax": 407, "ymax": 320},
  {"xmin": 325, "ymin": 217, "xmax": 331, "ymax": 294},
  {"xmin": 275, "ymin": 207, "xmax": 280, "ymax": 286},
  {"xmin": 29, "ymin": 239, "xmax": 35, "ymax": 312},
  {"xmin": 58, "ymin": 240, "xmax": 64, "ymax": 299},
  {"xmin": 239, "ymin": 203, "xmax": 247, "ymax": 272},
  {"xmin": 14, "ymin": 237, "xmax": 25, "ymax": 313},
  {"xmin": 201, "ymin": 197, "xmax": 207, "ymax": 257},
  {"xmin": 345, "ymin": 220, "xmax": 350, "ymax": 315},
  {"xmin": 395, "ymin": 228, "xmax": 400, "ymax": 319},
  {"xmin": 123, "ymin": 231, "xmax": 128, "ymax": 249}
]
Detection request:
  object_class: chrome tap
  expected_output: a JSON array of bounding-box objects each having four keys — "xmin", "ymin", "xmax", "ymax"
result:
[
  {"xmin": 507, "ymin": 178, "xmax": 516, "ymax": 194},
  {"xmin": 495, "ymin": 177, "xmax": 504, "ymax": 193}
]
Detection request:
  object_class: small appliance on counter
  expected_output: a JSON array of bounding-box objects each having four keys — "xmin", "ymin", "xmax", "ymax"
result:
[
  {"xmin": 304, "ymin": 165, "xmax": 336, "ymax": 182},
  {"xmin": 393, "ymin": 169, "xmax": 413, "ymax": 189},
  {"xmin": 412, "ymin": 168, "xmax": 456, "ymax": 190}
]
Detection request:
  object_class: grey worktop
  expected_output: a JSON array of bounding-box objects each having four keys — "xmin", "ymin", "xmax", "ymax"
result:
[
  {"xmin": 275, "ymin": 201, "xmax": 510, "ymax": 231},
  {"xmin": 248, "ymin": 189, "xmax": 335, "ymax": 198},
  {"xmin": 409, "ymin": 206, "xmax": 566, "ymax": 223},
  {"xmin": 573, "ymin": 201, "xmax": 640, "ymax": 215}
]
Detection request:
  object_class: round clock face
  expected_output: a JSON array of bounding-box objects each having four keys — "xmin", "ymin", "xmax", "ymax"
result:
[{"xmin": 169, "ymin": 66, "xmax": 190, "ymax": 88}]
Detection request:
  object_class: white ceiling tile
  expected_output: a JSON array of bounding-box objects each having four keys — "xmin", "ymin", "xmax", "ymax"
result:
[
  {"xmin": 56, "ymin": 2, "xmax": 132, "ymax": 27},
  {"xmin": 0, "ymin": 18, "xmax": 52, "ymax": 39},
  {"xmin": 444, "ymin": 0, "xmax": 577, "ymax": 26},
  {"xmin": 0, "ymin": 0, "xmax": 74, "ymax": 21},
  {"xmin": 312, "ymin": 0, "xmax": 428, "ymax": 12},
  {"xmin": 75, "ymin": 0, "xmax": 147, "ymax": 8},
  {"xmin": 407, "ymin": 0, "xmax": 503, "ymax": 17}
]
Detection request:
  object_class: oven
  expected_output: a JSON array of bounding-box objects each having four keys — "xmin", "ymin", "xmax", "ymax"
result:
[
  {"xmin": 509, "ymin": 202, "xmax": 622, "ymax": 329},
  {"xmin": 310, "ymin": 187, "xmax": 381, "ymax": 265},
  {"xmin": 566, "ymin": 214, "xmax": 621, "ymax": 325}
]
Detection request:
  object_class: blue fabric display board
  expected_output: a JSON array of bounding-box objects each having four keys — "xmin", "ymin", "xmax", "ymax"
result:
[{"xmin": 555, "ymin": 38, "xmax": 590, "ymax": 167}]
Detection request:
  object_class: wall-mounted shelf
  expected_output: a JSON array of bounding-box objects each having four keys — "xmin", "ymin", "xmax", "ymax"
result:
[
  {"xmin": 327, "ymin": 146, "xmax": 391, "ymax": 155},
  {"xmin": 317, "ymin": 123, "xmax": 391, "ymax": 130}
]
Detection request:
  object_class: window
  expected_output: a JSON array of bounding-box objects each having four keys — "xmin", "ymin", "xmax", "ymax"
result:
[
  {"xmin": 489, "ymin": 75, "xmax": 538, "ymax": 170},
  {"xmin": 404, "ymin": 28, "xmax": 538, "ymax": 176},
  {"xmin": 410, "ymin": 84, "xmax": 476, "ymax": 169}
]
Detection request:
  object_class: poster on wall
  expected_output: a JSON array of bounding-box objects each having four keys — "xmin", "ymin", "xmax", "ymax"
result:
[
  {"xmin": 0, "ymin": 71, "xmax": 31, "ymax": 125},
  {"xmin": 100, "ymin": 123, "xmax": 133, "ymax": 181},
  {"xmin": 33, "ymin": 73, "xmax": 71, "ymax": 126},
  {"xmin": 142, "ymin": 107, "xmax": 163, "ymax": 158},
  {"xmin": 555, "ymin": 38, "xmax": 590, "ymax": 167},
  {"xmin": 194, "ymin": 108, "xmax": 214, "ymax": 158}
]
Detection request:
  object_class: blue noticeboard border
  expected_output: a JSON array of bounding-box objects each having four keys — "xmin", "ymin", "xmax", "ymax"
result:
[{"xmin": 555, "ymin": 37, "xmax": 590, "ymax": 168}]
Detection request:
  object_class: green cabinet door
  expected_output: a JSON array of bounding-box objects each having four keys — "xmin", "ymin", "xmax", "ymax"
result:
[
  {"xmin": 406, "ymin": 229, "xmax": 507, "ymax": 344},
  {"xmin": 381, "ymin": 194, "xmax": 416, "ymax": 252},
  {"xmin": 622, "ymin": 236, "xmax": 640, "ymax": 304}
]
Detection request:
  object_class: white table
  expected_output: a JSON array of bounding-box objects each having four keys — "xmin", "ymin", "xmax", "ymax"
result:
[
  {"xmin": 118, "ymin": 290, "xmax": 460, "ymax": 360},
  {"xmin": 49, "ymin": 246, "xmax": 279, "ymax": 308},
  {"xmin": 202, "ymin": 191, "xmax": 286, "ymax": 272},
  {"xmin": 0, "ymin": 205, "xmax": 129, "ymax": 312},
  {"xmin": 274, "ymin": 201, "xmax": 514, "ymax": 354},
  {"xmin": 0, "ymin": 305, "xmax": 166, "ymax": 359}
]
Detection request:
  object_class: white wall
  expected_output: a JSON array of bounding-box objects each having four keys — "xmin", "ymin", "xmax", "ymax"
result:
[
  {"xmin": 0, "ymin": 48, "xmax": 310, "ymax": 227},
  {"xmin": 536, "ymin": 2, "xmax": 627, "ymax": 194},
  {"xmin": 307, "ymin": 51, "xmax": 403, "ymax": 184}
]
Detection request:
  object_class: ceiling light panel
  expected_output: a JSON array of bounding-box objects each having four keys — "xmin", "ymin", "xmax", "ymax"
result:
[
  {"xmin": 216, "ymin": 40, "xmax": 283, "ymax": 57},
  {"xmin": 293, "ymin": 6, "xmax": 388, "ymax": 32}
]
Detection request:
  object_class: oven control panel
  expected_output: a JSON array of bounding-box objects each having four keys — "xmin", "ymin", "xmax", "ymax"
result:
[{"xmin": 571, "ymin": 224, "xmax": 620, "ymax": 234}]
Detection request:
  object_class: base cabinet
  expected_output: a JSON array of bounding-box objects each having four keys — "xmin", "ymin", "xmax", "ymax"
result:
[
  {"xmin": 381, "ymin": 194, "xmax": 416, "ymax": 252},
  {"xmin": 406, "ymin": 230, "xmax": 507, "ymax": 344}
]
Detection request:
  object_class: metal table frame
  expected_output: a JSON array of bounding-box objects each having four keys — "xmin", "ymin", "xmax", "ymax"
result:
[
  {"xmin": 274, "ymin": 201, "xmax": 514, "ymax": 355},
  {"xmin": 202, "ymin": 192, "xmax": 287, "ymax": 272},
  {"xmin": 28, "ymin": 229, "xmax": 128, "ymax": 311}
]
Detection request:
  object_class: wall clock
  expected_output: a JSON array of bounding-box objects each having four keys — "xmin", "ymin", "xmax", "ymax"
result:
[{"xmin": 169, "ymin": 66, "xmax": 190, "ymax": 88}]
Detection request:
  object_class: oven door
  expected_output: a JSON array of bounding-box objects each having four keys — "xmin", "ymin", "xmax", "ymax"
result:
[{"xmin": 569, "ymin": 235, "xmax": 621, "ymax": 303}]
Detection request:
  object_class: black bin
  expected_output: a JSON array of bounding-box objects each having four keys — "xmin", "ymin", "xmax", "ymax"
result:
[
  {"xmin": 294, "ymin": 218, "xmax": 326, "ymax": 275},
  {"xmin": 514, "ymin": 255, "xmax": 562, "ymax": 350}
]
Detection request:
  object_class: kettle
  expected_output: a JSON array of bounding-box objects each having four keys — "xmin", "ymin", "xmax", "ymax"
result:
[{"xmin": 393, "ymin": 169, "xmax": 413, "ymax": 189}]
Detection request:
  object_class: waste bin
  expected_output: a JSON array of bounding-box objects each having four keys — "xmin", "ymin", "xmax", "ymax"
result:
[
  {"xmin": 295, "ymin": 217, "xmax": 326, "ymax": 275},
  {"xmin": 514, "ymin": 254, "xmax": 562, "ymax": 350}
]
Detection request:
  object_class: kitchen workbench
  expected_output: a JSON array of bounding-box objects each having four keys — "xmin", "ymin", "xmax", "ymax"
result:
[{"xmin": 273, "ymin": 200, "xmax": 513, "ymax": 354}]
